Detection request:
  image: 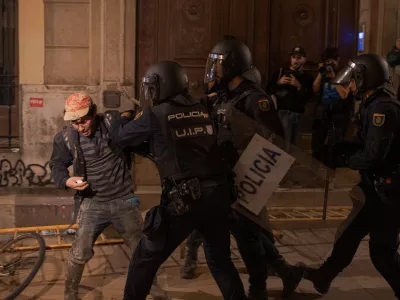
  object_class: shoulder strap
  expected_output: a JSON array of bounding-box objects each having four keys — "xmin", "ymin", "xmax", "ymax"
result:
[
  {"xmin": 63, "ymin": 126, "xmax": 86, "ymax": 178},
  {"xmin": 63, "ymin": 126, "xmax": 77, "ymax": 157}
]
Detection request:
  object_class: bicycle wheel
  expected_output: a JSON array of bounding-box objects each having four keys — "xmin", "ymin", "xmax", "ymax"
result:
[{"xmin": 0, "ymin": 233, "xmax": 46, "ymax": 300}]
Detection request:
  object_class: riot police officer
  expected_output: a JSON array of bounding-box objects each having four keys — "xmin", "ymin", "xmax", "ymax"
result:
[
  {"xmin": 243, "ymin": 65, "xmax": 262, "ymax": 86},
  {"xmin": 298, "ymin": 54, "xmax": 400, "ymax": 299},
  {"xmin": 203, "ymin": 37, "xmax": 303, "ymax": 299},
  {"xmin": 180, "ymin": 65, "xmax": 263, "ymax": 280},
  {"xmin": 112, "ymin": 61, "xmax": 247, "ymax": 300}
]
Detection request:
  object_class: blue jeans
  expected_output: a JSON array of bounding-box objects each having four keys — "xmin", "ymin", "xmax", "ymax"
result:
[
  {"xmin": 70, "ymin": 197, "xmax": 143, "ymax": 264},
  {"xmin": 278, "ymin": 110, "xmax": 303, "ymax": 153}
]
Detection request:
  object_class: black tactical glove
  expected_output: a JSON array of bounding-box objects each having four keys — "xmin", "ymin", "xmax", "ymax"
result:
[
  {"xmin": 104, "ymin": 110, "xmax": 122, "ymax": 131},
  {"xmin": 105, "ymin": 110, "xmax": 125, "ymax": 151}
]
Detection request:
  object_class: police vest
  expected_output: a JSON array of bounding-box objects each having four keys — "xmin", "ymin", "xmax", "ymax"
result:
[{"xmin": 151, "ymin": 95, "xmax": 225, "ymax": 181}]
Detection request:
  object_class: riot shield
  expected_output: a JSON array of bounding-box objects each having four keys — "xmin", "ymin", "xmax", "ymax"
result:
[{"xmin": 228, "ymin": 107, "xmax": 358, "ymax": 232}]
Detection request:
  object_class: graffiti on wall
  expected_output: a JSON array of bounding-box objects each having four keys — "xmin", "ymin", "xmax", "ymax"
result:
[{"xmin": 0, "ymin": 159, "xmax": 53, "ymax": 187}]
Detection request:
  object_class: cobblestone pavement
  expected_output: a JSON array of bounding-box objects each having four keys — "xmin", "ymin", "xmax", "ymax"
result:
[{"xmin": 3, "ymin": 227, "xmax": 397, "ymax": 300}]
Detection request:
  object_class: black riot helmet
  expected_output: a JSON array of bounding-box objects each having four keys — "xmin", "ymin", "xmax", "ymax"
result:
[
  {"xmin": 332, "ymin": 54, "xmax": 390, "ymax": 94},
  {"xmin": 242, "ymin": 65, "xmax": 262, "ymax": 86},
  {"xmin": 204, "ymin": 38, "xmax": 252, "ymax": 92},
  {"xmin": 140, "ymin": 61, "xmax": 189, "ymax": 108}
]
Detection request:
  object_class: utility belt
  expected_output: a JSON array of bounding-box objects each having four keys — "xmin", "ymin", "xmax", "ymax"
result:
[
  {"xmin": 372, "ymin": 171, "xmax": 400, "ymax": 206},
  {"xmin": 164, "ymin": 177, "xmax": 202, "ymax": 215}
]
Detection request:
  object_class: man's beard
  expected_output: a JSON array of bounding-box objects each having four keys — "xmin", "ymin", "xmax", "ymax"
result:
[{"xmin": 292, "ymin": 62, "xmax": 302, "ymax": 70}]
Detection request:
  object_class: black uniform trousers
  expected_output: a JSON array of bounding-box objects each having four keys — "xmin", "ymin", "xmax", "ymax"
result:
[
  {"xmin": 230, "ymin": 212, "xmax": 284, "ymax": 292},
  {"xmin": 320, "ymin": 179, "xmax": 400, "ymax": 299},
  {"xmin": 123, "ymin": 179, "xmax": 247, "ymax": 300}
]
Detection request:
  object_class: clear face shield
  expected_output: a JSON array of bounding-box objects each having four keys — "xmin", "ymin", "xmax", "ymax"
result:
[
  {"xmin": 332, "ymin": 61, "xmax": 356, "ymax": 86},
  {"xmin": 139, "ymin": 74, "xmax": 159, "ymax": 109},
  {"xmin": 204, "ymin": 53, "xmax": 225, "ymax": 93}
]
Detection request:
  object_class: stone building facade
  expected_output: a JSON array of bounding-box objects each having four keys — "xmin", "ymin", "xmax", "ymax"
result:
[{"xmin": 1, "ymin": 0, "xmax": 399, "ymax": 189}]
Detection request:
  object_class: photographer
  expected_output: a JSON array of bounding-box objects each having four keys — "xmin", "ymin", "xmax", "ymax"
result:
[
  {"xmin": 266, "ymin": 46, "xmax": 314, "ymax": 153},
  {"xmin": 311, "ymin": 47, "xmax": 351, "ymax": 162}
]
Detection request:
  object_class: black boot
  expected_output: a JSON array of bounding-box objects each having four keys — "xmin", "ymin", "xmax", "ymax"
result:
[
  {"xmin": 273, "ymin": 260, "xmax": 304, "ymax": 298},
  {"xmin": 248, "ymin": 287, "xmax": 268, "ymax": 300},
  {"xmin": 64, "ymin": 261, "xmax": 85, "ymax": 300},
  {"xmin": 149, "ymin": 276, "xmax": 170, "ymax": 300},
  {"xmin": 180, "ymin": 246, "xmax": 199, "ymax": 279},
  {"xmin": 296, "ymin": 262, "xmax": 336, "ymax": 294}
]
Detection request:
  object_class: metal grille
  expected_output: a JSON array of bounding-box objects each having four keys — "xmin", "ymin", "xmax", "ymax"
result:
[{"xmin": 0, "ymin": 0, "xmax": 18, "ymax": 149}]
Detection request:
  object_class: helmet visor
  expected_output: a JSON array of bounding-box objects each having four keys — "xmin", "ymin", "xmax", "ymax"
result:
[
  {"xmin": 139, "ymin": 75, "xmax": 159, "ymax": 109},
  {"xmin": 204, "ymin": 53, "xmax": 225, "ymax": 84},
  {"xmin": 332, "ymin": 61, "xmax": 356, "ymax": 86}
]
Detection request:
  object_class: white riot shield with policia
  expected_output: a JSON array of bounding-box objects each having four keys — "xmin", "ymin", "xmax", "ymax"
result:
[{"xmin": 203, "ymin": 38, "xmax": 353, "ymax": 232}]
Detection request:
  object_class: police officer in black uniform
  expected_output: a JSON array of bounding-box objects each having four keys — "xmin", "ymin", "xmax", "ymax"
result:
[
  {"xmin": 298, "ymin": 54, "xmax": 400, "ymax": 299},
  {"xmin": 111, "ymin": 61, "xmax": 247, "ymax": 300},
  {"xmin": 179, "ymin": 65, "xmax": 263, "ymax": 281},
  {"xmin": 203, "ymin": 38, "xmax": 303, "ymax": 299}
]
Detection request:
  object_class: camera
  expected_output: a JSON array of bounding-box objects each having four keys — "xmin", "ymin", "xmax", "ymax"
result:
[{"xmin": 324, "ymin": 62, "xmax": 335, "ymax": 74}]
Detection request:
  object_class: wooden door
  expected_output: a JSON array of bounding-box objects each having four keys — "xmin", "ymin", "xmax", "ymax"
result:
[
  {"xmin": 136, "ymin": 0, "xmax": 271, "ymax": 98},
  {"xmin": 137, "ymin": 0, "xmax": 227, "ymax": 98},
  {"xmin": 135, "ymin": 0, "xmax": 359, "ymax": 187},
  {"xmin": 268, "ymin": 0, "xmax": 359, "ymax": 134},
  {"xmin": 269, "ymin": 0, "xmax": 328, "ymax": 76},
  {"xmin": 136, "ymin": 0, "xmax": 271, "ymax": 188},
  {"xmin": 268, "ymin": 0, "xmax": 359, "ymax": 76}
]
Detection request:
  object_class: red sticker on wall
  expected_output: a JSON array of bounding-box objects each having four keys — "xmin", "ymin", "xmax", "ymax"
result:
[{"xmin": 30, "ymin": 97, "xmax": 44, "ymax": 107}]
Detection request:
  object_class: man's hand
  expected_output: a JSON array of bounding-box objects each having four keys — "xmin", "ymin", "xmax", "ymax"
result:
[
  {"xmin": 289, "ymin": 74, "xmax": 302, "ymax": 90},
  {"xmin": 277, "ymin": 76, "xmax": 291, "ymax": 85},
  {"xmin": 66, "ymin": 177, "xmax": 89, "ymax": 191},
  {"xmin": 326, "ymin": 71, "xmax": 336, "ymax": 79}
]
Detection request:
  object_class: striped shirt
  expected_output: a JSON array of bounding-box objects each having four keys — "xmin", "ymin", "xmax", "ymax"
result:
[{"xmin": 80, "ymin": 118, "xmax": 133, "ymax": 202}]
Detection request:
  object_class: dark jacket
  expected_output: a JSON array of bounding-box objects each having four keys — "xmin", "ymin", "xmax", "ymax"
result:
[
  {"xmin": 346, "ymin": 91, "xmax": 400, "ymax": 174},
  {"xmin": 49, "ymin": 114, "xmax": 140, "ymax": 190},
  {"xmin": 266, "ymin": 68, "xmax": 314, "ymax": 113},
  {"xmin": 387, "ymin": 47, "xmax": 400, "ymax": 68}
]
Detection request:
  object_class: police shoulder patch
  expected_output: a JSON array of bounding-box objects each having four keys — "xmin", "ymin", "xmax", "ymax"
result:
[
  {"xmin": 372, "ymin": 113, "xmax": 385, "ymax": 127},
  {"xmin": 134, "ymin": 111, "xmax": 143, "ymax": 121},
  {"xmin": 258, "ymin": 99, "xmax": 270, "ymax": 111}
]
